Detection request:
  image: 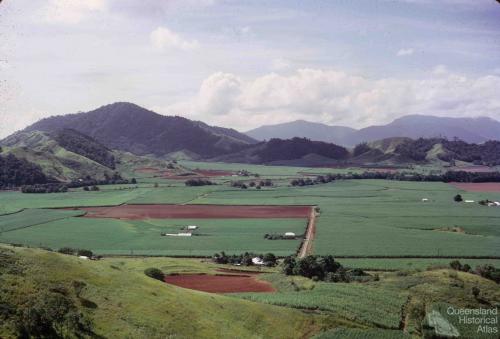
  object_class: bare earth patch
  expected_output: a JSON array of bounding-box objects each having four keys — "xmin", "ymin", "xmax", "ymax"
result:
[
  {"xmin": 164, "ymin": 273, "xmax": 276, "ymax": 293},
  {"xmin": 448, "ymin": 182, "xmax": 500, "ymax": 192},
  {"xmin": 80, "ymin": 204, "xmax": 311, "ymax": 220}
]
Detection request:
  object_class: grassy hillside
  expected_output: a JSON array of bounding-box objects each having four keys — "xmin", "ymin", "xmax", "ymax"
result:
[
  {"xmin": 0, "ymin": 245, "xmax": 330, "ymax": 339},
  {"xmin": 1, "ymin": 131, "xmax": 116, "ymax": 181}
]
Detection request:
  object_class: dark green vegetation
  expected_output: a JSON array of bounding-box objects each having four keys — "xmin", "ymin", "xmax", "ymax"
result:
[
  {"xmin": 144, "ymin": 267, "xmax": 165, "ymax": 281},
  {"xmin": 282, "ymin": 255, "xmax": 367, "ymax": 283},
  {"xmin": 0, "ymin": 151, "xmax": 47, "ymax": 188},
  {"xmin": 53, "ymin": 128, "xmax": 116, "ymax": 169},
  {"xmin": 212, "ymin": 251, "xmax": 277, "ymax": 267}
]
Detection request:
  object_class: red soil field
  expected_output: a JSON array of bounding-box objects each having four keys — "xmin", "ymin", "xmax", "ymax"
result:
[
  {"xmin": 448, "ymin": 182, "xmax": 500, "ymax": 192},
  {"xmin": 80, "ymin": 204, "xmax": 311, "ymax": 220},
  {"xmin": 164, "ymin": 273, "xmax": 275, "ymax": 293}
]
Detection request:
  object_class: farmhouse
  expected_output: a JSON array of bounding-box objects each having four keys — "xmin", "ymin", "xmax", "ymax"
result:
[
  {"xmin": 284, "ymin": 232, "xmax": 296, "ymax": 238},
  {"xmin": 421, "ymin": 198, "xmax": 429, "ymax": 202},
  {"xmin": 186, "ymin": 225, "xmax": 198, "ymax": 230},
  {"xmin": 464, "ymin": 200, "xmax": 475, "ymax": 203},
  {"xmin": 165, "ymin": 232, "xmax": 192, "ymax": 237},
  {"xmin": 252, "ymin": 257, "xmax": 264, "ymax": 265}
]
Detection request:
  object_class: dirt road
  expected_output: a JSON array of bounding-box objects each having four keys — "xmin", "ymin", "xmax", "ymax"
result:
[{"xmin": 298, "ymin": 206, "xmax": 317, "ymax": 258}]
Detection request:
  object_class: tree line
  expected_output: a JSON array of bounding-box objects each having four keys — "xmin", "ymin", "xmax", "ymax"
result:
[
  {"xmin": 282, "ymin": 255, "xmax": 368, "ymax": 282},
  {"xmin": 330, "ymin": 170, "xmax": 500, "ymax": 183},
  {"xmin": 21, "ymin": 173, "xmax": 130, "ymax": 193}
]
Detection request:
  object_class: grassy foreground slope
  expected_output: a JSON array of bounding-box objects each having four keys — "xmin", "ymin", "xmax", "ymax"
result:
[{"xmin": 0, "ymin": 245, "xmax": 331, "ymax": 339}]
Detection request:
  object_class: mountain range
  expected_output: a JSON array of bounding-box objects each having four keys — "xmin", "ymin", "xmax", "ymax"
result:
[
  {"xmin": 2, "ymin": 102, "xmax": 500, "ymax": 181},
  {"xmin": 246, "ymin": 115, "xmax": 500, "ymax": 146}
]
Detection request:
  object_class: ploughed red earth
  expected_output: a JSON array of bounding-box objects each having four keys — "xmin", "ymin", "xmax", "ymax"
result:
[
  {"xmin": 79, "ymin": 204, "xmax": 311, "ymax": 220},
  {"xmin": 448, "ymin": 182, "xmax": 500, "ymax": 192},
  {"xmin": 164, "ymin": 273, "xmax": 275, "ymax": 293}
]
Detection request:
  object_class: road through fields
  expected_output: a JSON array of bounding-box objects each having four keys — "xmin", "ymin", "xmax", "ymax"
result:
[{"xmin": 298, "ymin": 207, "xmax": 317, "ymax": 258}]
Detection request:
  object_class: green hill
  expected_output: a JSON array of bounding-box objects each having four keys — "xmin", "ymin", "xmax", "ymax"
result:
[
  {"xmin": 0, "ymin": 130, "xmax": 169, "ymax": 182},
  {"xmin": 1, "ymin": 131, "xmax": 116, "ymax": 182},
  {"xmin": 0, "ymin": 245, "xmax": 327, "ymax": 339}
]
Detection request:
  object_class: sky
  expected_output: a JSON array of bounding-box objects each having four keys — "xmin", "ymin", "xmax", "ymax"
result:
[{"xmin": 1, "ymin": 0, "xmax": 500, "ymax": 137}]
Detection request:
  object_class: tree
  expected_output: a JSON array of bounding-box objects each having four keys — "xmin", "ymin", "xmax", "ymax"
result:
[
  {"xmin": 472, "ymin": 286, "xmax": 480, "ymax": 299},
  {"xmin": 450, "ymin": 260, "xmax": 462, "ymax": 270},
  {"xmin": 454, "ymin": 194, "xmax": 463, "ymax": 202},
  {"xmin": 131, "ymin": 178, "xmax": 137, "ymax": 184},
  {"xmin": 144, "ymin": 268, "xmax": 165, "ymax": 281},
  {"xmin": 263, "ymin": 253, "xmax": 277, "ymax": 267}
]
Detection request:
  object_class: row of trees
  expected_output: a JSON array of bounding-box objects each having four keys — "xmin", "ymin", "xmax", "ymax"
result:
[
  {"xmin": 282, "ymin": 255, "xmax": 367, "ymax": 282},
  {"xmin": 184, "ymin": 179, "xmax": 215, "ymax": 186},
  {"xmin": 21, "ymin": 173, "xmax": 131, "ymax": 193},
  {"xmin": 291, "ymin": 174, "xmax": 336, "ymax": 186},
  {"xmin": 212, "ymin": 251, "xmax": 278, "ymax": 267},
  {"xmin": 330, "ymin": 170, "xmax": 500, "ymax": 183},
  {"xmin": 231, "ymin": 179, "xmax": 273, "ymax": 189},
  {"xmin": 21, "ymin": 184, "xmax": 68, "ymax": 193}
]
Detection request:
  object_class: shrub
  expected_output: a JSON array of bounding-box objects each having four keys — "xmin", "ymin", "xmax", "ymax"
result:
[
  {"xmin": 454, "ymin": 194, "xmax": 463, "ymax": 202},
  {"xmin": 144, "ymin": 268, "xmax": 165, "ymax": 281},
  {"xmin": 58, "ymin": 247, "xmax": 76, "ymax": 255}
]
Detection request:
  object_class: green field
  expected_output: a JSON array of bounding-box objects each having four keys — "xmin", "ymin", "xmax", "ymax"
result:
[
  {"xmin": 0, "ymin": 217, "xmax": 306, "ymax": 256},
  {"xmin": 235, "ymin": 274, "xmax": 407, "ymax": 329},
  {"xmin": 338, "ymin": 258, "xmax": 500, "ymax": 271},
  {"xmin": 0, "ymin": 208, "xmax": 84, "ymax": 232}
]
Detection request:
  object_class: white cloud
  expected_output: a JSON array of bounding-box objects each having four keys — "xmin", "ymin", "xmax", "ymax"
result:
[
  {"xmin": 197, "ymin": 73, "xmax": 242, "ymax": 115},
  {"xmin": 43, "ymin": 0, "xmax": 107, "ymax": 24},
  {"xmin": 271, "ymin": 58, "xmax": 292, "ymax": 71},
  {"xmin": 150, "ymin": 26, "xmax": 199, "ymax": 51},
  {"xmin": 397, "ymin": 48, "xmax": 414, "ymax": 57},
  {"xmin": 167, "ymin": 67, "xmax": 500, "ymax": 130}
]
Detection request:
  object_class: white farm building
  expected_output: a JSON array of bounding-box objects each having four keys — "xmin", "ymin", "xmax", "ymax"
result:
[
  {"xmin": 284, "ymin": 232, "xmax": 296, "ymax": 238},
  {"xmin": 186, "ymin": 225, "xmax": 198, "ymax": 230}
]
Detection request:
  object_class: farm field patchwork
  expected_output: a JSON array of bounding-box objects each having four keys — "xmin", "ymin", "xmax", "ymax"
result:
[{"xmin": 0, "ymin": 168, "xmax": 499, "ymax": 262}]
